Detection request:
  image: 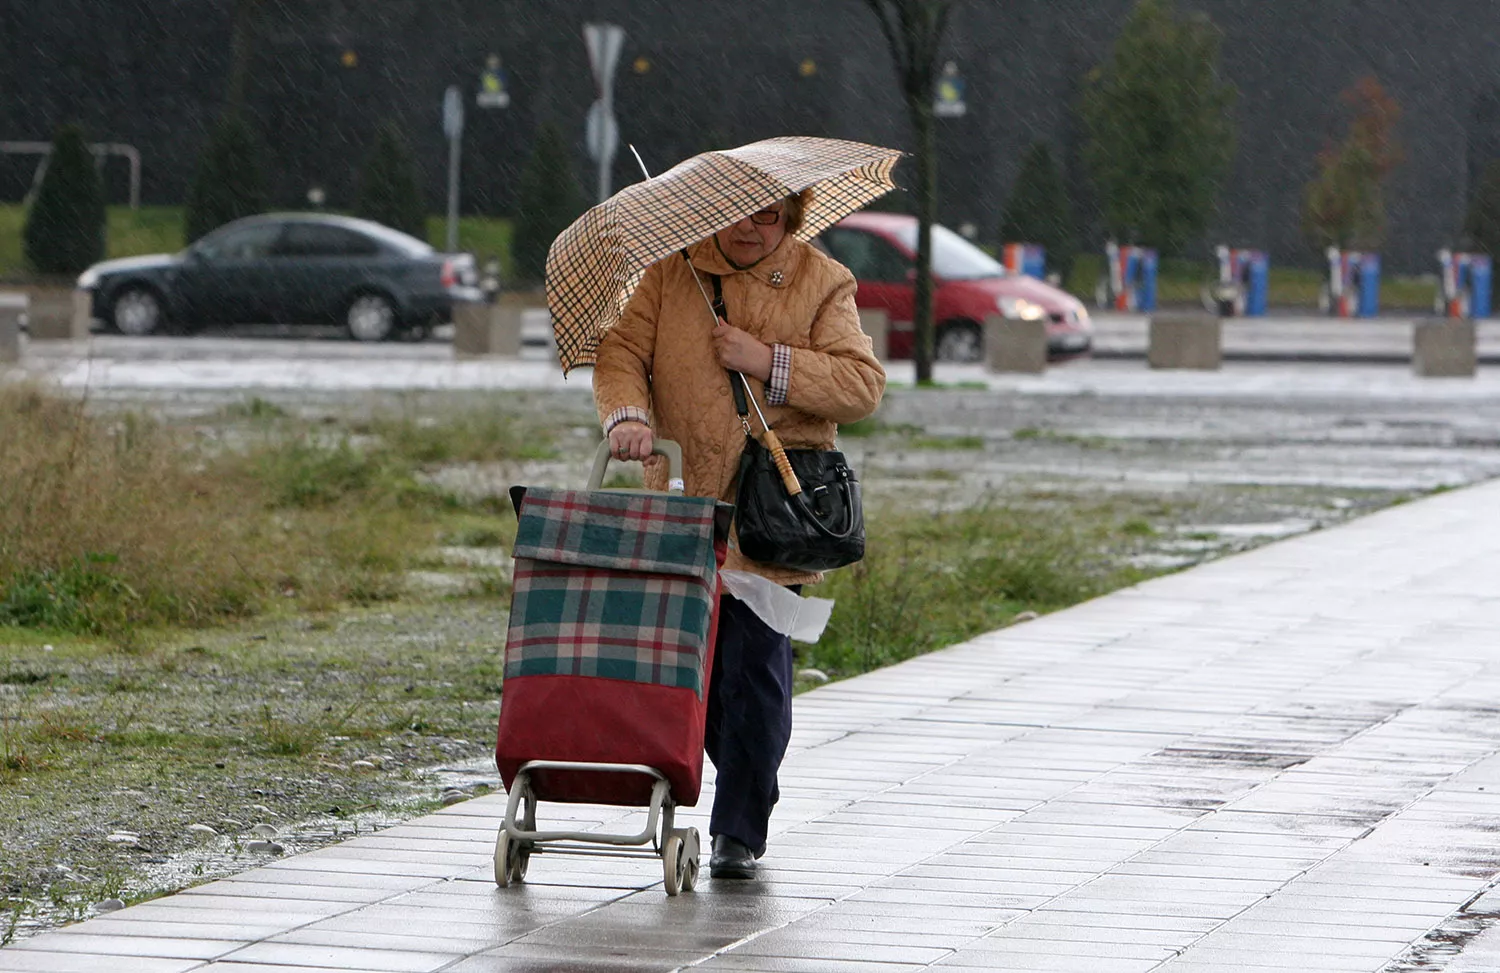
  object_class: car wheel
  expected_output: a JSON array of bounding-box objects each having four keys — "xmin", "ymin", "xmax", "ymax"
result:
[
  {"xmin": 936, "ymin": 321, "xmax": 983, "ymax": 363},
  {"xmin": 111, "ymin": 286, "xmax": 164, "ymax": 336},
  {"xmin": 346, "ymin": 293, "xmax": 397, "ymax": 342}
]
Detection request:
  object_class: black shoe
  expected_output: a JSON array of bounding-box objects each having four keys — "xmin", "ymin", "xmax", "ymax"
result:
[{"xmin": 709, "ymin": 835, "xmax": 757, "ymax": 879}]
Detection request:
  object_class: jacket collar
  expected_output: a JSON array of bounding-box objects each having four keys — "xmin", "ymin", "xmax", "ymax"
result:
[{"xmin": 686, "ymin": 233, "xmax": 802, "ymax": 290}]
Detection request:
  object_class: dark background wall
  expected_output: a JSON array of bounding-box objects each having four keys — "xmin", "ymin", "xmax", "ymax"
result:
[{"xmin": 3, "ymin": 0, "xmax": 1498, "ymax": 272}]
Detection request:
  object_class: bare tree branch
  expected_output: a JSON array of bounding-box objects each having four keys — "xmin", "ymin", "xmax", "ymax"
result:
[{"xmin": 864, "ymin": 0, "xmax": 913, "ymax": 81}]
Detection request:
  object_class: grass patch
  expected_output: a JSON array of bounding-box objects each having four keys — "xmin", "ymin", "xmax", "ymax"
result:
[
  {"xmin": 0, "ymin": 385, "xmax": 557, "ymax": 639},
  {"xmin": 838, "ymin": 418, "xmax": 922, "ymax": 439},
  {"xmin": 799, "ymin": 503, "xmax": 1156, "ymax": 677},
  {"xmin": 427, "ymin": 215, "xmax": 514, "ymax": 282},
  {"xmin": 218, "ymin": 396, "xmax": 290, "ymax": 421},
  {"xmin": 361, "ymin": 407, "xmax": 555, "ymax": 466},
  {"xmin": 0, "ymin": 205, "xmax": 185, "ymax": 281},
  {"xmin": 911, "ymin": 435, "xmax": 985, "ymax": 450},
  {"xmin": 1012, "ymin": 427, "xmax": 1113, "ymax": 449}
]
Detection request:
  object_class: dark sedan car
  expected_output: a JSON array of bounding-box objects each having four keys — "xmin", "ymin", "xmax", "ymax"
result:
[{"xmin": 77, "ymin": 213, "xmax": 483, "ymax": 341}]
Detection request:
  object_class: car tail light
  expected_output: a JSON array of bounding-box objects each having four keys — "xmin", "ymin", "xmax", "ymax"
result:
[{"xmin": 441, "ymin": 260, "xmax": 457, "ymax": 289}]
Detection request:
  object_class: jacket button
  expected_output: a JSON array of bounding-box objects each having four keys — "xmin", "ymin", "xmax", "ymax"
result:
[{"xmin": 712, "ymin": 444, "xmax": 722, "ymax": 454}]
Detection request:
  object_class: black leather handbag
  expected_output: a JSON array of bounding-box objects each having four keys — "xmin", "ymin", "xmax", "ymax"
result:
[
  {"xmin": 708, "ymin": 274, "xmax": 865, "ymax": 573},
  {"xmin": 734, "ymin": 433, "xmax": 865, "ymax": 572}
]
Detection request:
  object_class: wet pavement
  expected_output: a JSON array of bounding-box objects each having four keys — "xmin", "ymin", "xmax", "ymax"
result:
[{"xmin": 4, "ymin": 466, "xmax": 1500, "ymax": 970}]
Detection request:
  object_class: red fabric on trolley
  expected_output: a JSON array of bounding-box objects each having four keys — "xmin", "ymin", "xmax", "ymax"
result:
[{"xmin": 495, "ymin": 589, "xmax": 719, "ymax": 807}]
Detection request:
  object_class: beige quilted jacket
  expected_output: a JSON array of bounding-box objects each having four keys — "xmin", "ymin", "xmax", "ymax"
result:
[{"xmin": 592, "ymin": 234, "xmax": 885, "ymax": 585}]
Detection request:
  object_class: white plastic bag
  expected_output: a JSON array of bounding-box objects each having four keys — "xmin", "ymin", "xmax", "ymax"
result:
[{"xmin": 718, "ymin": 570, "xmax": 834, "ymax": 643}]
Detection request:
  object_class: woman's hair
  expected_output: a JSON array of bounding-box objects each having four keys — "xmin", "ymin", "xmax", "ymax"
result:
[{"xmin": 783, "ymin": 188, "xmax": 814, "ymax": 235}]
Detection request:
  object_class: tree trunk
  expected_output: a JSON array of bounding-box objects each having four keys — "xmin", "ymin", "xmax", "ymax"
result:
[
  {"xmin": 226, "ymin": 0, "xmax": 260, "ymax": 116},
  {"xmin": 908, "ymin": 91, "xmax": 937, "ymax": 384}
]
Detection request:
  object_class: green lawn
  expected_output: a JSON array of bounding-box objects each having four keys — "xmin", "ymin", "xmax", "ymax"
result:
[{"xmin": 0, "ymin": 204, "xmax": 514, "ymax": 283}]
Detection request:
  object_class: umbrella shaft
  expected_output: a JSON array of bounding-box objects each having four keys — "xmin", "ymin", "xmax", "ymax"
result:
[{"xmin": 630, "ymin": 142, "xmax": 774, "ymax": 438}]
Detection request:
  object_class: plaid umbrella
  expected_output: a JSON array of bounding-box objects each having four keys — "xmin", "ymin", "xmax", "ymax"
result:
[{"xmin": 545, "ymin": 136, "xmax": 902, "ymax": 374}]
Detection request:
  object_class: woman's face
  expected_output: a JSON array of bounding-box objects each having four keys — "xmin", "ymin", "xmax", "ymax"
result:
[{"xmin": 714, "ymin": 203, "xmax": 787, "ymax": 268}]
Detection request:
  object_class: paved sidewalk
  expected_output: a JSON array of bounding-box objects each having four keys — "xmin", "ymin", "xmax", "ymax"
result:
[{"xmin": 5, "ymin": 479, "xmax": 1500, "ymax": 971}]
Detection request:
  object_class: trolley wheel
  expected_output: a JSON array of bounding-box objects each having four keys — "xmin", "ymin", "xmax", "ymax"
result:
[
  {"xmin": 493, "ymin": 829, "xmax": 530, "ymax": 887},
  {"xmin": 677, "ymin": 827, "xmax": 700, "ymax": 893},
  {"xmin": 511, "ymin": 842, "xmax": 530, "ymax": 884},
  {"xmin": 663, "ymin": 834, "xmax": 686, "ymax": 896},
  {"xmin": 493, "ymin": 828, "xmax": 512, "ymax": 887}
]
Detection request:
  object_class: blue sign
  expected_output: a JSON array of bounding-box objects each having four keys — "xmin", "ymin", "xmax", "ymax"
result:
[
  {"xmin": 935, "ymin": 61, "xmax": 966, "ymax": 118},
  {"xmin": 477, "ymin": 55, "xmax": 510, "ymax": 109}
]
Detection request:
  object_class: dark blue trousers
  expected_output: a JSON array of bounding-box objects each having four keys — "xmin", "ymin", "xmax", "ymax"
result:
[{"xmin": 704, "ymin": 592, "xmax": 794, "ymax": 858}]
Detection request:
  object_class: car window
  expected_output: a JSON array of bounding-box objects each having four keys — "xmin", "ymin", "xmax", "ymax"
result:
[
  {"xmin": 274, "ymin": 223, "xmax": 381, "ymax": 258},
  {"xmin": 195, "ymin": 222, "xmax": 282, "ymax": 261},
  {"xmin": 888, "ymin": 222, "xmax": 1006, "ymax": 279},
  {"xmin": 821, "ymin": 228, "xmax": 911, "ymax": 283}
]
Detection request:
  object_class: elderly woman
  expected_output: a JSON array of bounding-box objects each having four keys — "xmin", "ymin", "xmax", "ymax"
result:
[{"xmin": 592, "ymin": 190, "xmax": 885, "ymax": 879}]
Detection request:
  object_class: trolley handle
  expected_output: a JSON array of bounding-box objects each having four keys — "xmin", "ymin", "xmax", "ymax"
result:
[{"xmin": 587, "ymin": 438, "xmax": 685, "ymax": 494}]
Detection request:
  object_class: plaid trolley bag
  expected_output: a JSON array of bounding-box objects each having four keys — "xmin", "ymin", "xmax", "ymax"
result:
[{"xmin": 493, "ymin": 441, "xmax": 730, "ymax": 895}]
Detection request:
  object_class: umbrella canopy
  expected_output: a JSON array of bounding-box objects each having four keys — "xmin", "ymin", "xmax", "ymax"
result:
[{"xmin": 545, "ymin": 136, "xmax": 902, "ymax": 374}]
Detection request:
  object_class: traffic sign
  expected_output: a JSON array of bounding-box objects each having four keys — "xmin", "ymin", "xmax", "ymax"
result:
[
  {"xmin": 585, "ymin": 100, "xmax": 619, "ymax": 164},
  {"xmin": 581, "ymin": 23, "xmax": 625, "ymax": 202},
  {"xmin": 583, "ymin": 23, "xmax": 625, "ymax": 91},
  {"xmin": 442, "ymin": 85, "xmax": 465, "ymax": 140}
]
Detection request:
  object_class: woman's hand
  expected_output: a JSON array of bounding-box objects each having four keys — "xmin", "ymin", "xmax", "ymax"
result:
[
  {"xmin": 712, "ymin": 319, "xmax": 773, "ymax": 380},
  {"xmin": 608, "ymin": 420, "xmax": 654, "ymax": 461}
]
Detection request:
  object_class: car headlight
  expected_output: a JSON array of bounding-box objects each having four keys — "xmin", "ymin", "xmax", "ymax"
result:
[
  {"xmin": 996, "ymin": 295, "xmax": 1046, "ymax": 321},
  {"xmin": 76, "ymin": 268, "xmax": 99, "ymax": 290}
]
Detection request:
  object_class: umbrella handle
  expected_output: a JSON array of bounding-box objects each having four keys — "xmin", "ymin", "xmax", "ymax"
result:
[{"xmin": 761, "ymin": 429, "xmax": 803, "ymax": 497}]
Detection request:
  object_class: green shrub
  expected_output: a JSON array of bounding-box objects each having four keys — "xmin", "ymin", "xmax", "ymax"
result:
[
  {"xmin": 355, "ymin": 121, "xmax": 427, "ymax": 239},
  {"xmin": 0, "ymin": 556, "xmax": 138, "ymax": 635},
  {"xmin": 1300, "ymin": 76, "xmax": 1402, "ymax": 253},
  {"xmin": 1000, "ymin": 142, "xmax": 1077, "ymax": 279},
  {"xmin": 512, "ymin": 121, "xmax": 585, "ymax": 284},
  {"xmin": 183, "ymin": 114, "xmax": 268, "ymax": 243},
  {"xmin": 1079, "ymin": 0, "xmax": 1237, "ymax": 256},
  {"xmin": 22, "ymin": 125, "xmax": 106, "ymax": 275}
]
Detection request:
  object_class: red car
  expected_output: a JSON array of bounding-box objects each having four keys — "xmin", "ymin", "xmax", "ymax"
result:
[{"xmin": 817, "ymin": 212, "xmax": 1092, "ymax": 362}]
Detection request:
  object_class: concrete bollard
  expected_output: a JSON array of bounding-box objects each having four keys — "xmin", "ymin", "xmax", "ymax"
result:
[
  {"xmin": 452, "ymin": 301, "xmax": 494, "ymax": 357},
  {"xmin": 27, "ymin": 288, "xmax": 92, "ymax": 341},
  {"xmin": 857, "ymin": 307, "xmax": 890, "ymax": 362},
  {"xmin": 454, "ymin": 292, "xmax": 534, "ymax": 358},
  {"xmin": 1148, "ymin": 311, "xmax": 1222, "ymax": 370},
  {"xmin": 1412, "ymin": 318, "xmax": 1476, "ymax": 377},
  {"xmin": 0, "ymin": 292, "xmax": 23, "ymax": 363},
  {"xmin": 982, "ymin": 314, "xmax": 1047, "ymax": 373}
]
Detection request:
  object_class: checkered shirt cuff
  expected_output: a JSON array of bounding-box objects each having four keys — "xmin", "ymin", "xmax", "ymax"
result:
[
  {"xmin": 603, "ymin": 406, "xmax": 651, "ymax": 434},
  {"xmin": 766, "ymin": 344, "xmax": 792, "ymax": 406}
]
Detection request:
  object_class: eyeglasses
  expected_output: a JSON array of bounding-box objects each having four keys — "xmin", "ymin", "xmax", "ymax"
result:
[{"xmin": 747, "ymin": 206, "xmax": 784, "ymax": 226}]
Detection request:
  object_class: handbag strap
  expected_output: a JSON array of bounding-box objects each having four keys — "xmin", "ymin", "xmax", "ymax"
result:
[
  {"xmin": 708, "ymin": 274, "xmax": 753, "ymax": 422},
  {"xmin": 708, "ymin": 269, "xmax": 856, "ymax": 533}
]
